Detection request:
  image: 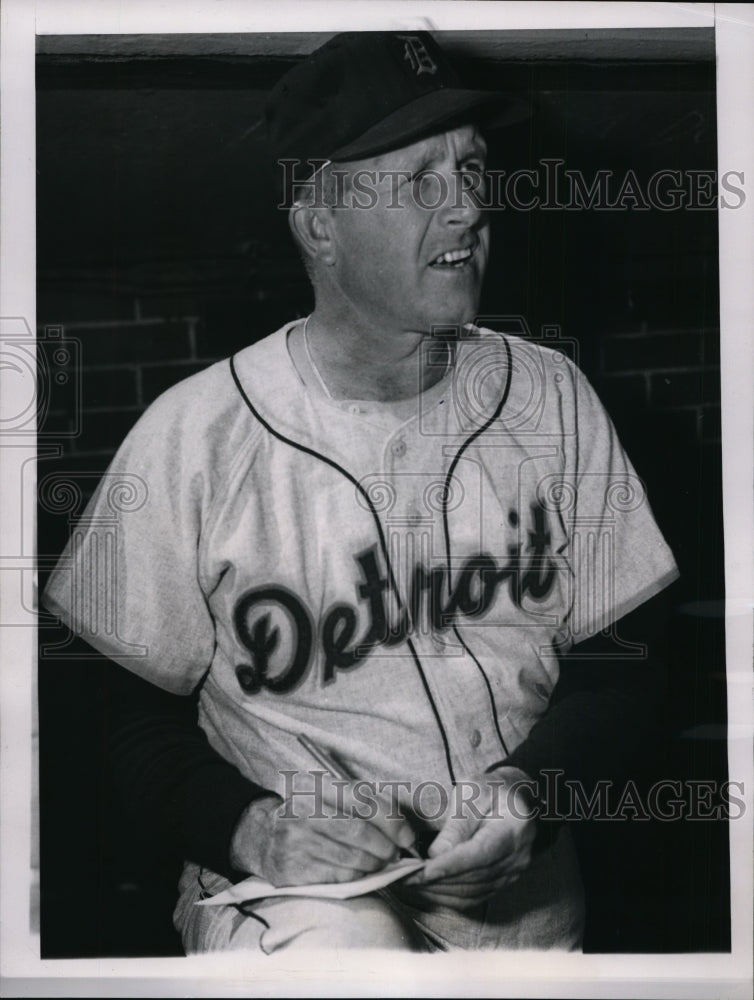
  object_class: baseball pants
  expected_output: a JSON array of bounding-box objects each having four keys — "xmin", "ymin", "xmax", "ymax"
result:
[{"xmin": 173, "ymin": 827, "xmax": 585, "ymax": 953}]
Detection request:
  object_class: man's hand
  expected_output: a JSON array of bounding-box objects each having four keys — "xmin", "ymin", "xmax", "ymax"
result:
[
  {"xmin": 229, "ymin": 781, "xmax": 417, "ymax": 887},
  {"xmin": 397, "ymin": 766, "xmax": 538, "ymax": 911}
]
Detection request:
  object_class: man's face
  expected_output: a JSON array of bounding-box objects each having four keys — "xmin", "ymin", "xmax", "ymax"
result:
[{"xmin": 324, "ymin": 125, "xmax": 490, "ymax": 335}]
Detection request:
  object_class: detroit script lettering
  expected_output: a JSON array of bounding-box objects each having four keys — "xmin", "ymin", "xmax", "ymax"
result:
[{"xmin": 233, "ymin": 502, "xmax": 558, "ymax": 694}]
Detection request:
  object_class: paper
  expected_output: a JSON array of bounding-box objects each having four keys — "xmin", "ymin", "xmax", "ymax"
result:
[{"xmin": 196, "ymin": 858, "xmax": 425, "ymax": 906}]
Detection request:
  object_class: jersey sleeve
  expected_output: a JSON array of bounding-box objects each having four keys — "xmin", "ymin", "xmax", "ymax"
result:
[
  {"xmin": 560, "ymin": 356, "xmax": 679, "ymax": 643},
  {"xmin": 42, "ymin": 386, "xmax": 218, "ymax": 695}
]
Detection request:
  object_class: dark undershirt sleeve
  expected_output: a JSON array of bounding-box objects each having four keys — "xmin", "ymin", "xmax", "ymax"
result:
[
  {"xmin": 102, "ymin": 646, "xmax": 270, "ymax": 881},
  {"xmin": 500, "ymin": 585, "xmax": 675, "ymax": 846}
]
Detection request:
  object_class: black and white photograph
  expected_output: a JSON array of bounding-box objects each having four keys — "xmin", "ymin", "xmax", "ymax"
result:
[{"xmin": 1, "ymin": 2, "xmax": 752, "ymax": 997}]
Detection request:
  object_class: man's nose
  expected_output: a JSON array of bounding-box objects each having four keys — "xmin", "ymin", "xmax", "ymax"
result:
[{"xmin": 422, "ymin": 169, "xmax": 485, "ymax": 227}]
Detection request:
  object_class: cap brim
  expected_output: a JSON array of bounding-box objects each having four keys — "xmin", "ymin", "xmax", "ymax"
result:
[{"xmin": 328, "ymin": 88, "xmax": 530, "ymax": 163}]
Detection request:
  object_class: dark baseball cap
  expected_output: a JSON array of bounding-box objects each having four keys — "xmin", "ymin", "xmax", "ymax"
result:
[{"xmin": 265, "ymin": 31, "xmax": 529, "ymax": 170}]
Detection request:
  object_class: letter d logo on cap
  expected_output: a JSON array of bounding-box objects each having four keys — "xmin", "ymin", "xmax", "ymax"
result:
[{"xmin": 398, "ymin": 35, "xmax": 438, "ymax": 76}]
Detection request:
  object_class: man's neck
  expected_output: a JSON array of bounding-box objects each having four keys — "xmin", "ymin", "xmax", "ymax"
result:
[{"xmin": 300, "ymin": 308, "xmax": 454, "ymax": 403}]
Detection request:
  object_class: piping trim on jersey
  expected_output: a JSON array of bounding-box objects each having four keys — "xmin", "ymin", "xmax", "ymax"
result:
[
  {"xmin": 228, "ymin": 355, "xmax": 457, "ymax": 785},
  {"xmin": 441, "ymin": 334, "xmax": 514, "ymax": 759}
]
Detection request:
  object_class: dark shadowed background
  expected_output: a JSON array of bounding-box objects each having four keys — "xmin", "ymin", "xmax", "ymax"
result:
[{"xmin": 36, "ymin": 31, "xmax": 728, "ymax": 957}]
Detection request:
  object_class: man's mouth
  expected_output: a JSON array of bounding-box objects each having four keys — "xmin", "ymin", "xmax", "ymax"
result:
[{"xmin": 429, "ymin": 245, "xmax": 476, "ymax": 268}]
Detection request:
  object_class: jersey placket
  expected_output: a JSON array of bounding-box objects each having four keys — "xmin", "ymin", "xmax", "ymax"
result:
[{"xmin": 380, "ymin": 420, "xmax": 512, "ymax": 782}]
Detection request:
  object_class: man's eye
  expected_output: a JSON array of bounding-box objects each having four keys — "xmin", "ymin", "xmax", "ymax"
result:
[
  {"xmin": 458, "ymin": 163, "xmax": 488, "ymax": 201},
  {"xmin": 413, "ymin": 171, "xmax": 448, "ymax": 207}
]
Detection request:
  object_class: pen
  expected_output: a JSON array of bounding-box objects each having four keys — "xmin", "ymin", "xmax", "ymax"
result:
[{"xmin": 297, "ymin": 732, "xmax": 422, "ymax": 860}]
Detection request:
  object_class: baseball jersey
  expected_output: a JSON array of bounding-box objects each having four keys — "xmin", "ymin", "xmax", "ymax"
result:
[{"xmin": 43, "ymin": 321, "xmax": 678, "ymax": 818}]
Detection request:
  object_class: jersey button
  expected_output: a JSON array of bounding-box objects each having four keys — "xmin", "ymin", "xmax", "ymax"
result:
[
  {"xmin": 469, "ymin": 729, "xmax": 482, "ymax": 749},
  {"xmin": 391, "ymin": 438, "xmax": 407, "ymax": 457},
  {"xmin": 407, "ymin": 507, "xmax": 422, "ymax": 527}
]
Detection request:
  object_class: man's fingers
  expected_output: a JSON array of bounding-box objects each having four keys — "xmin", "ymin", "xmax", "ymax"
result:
[
  {"xmin": 404, "ymin": 886, "xmax": 497, "ymax": 910},
  {"xmin": 316, "ymin": 778, "xmax": 417, "ymax": 853},
  {"xmin": 426, "ymin": 814, "xmax": 477, "ymax": 859},
  {"xmin": 422, "ymin": 837, "xmax": 505, "ymax": 881},
  {"xmin": 309, "ymin": 822, "xmax": 401, "ymax": 870},
  {"xmin": 301, "ymin": 846, "xmax": 388, "ymax": 882},
  {"xmin": 421, "ymin": 847, "xmax": 529, "ymax": 883},
  {"xmin": 419, "ymin": 859, "xmax": 520, "ymax": 887},
  {"xmin": 277, "ymin": 813, "xmax": 402, "ymax": 869},
  {"xmin": 315, "ymin": 814, "xmax": 403, "ymax": 864},
  {"xmin": 421, "ymin": 829, "xmax": 532, "ymax": 882},
  {"xmin": 398, "ymin": 871, "xmax": 523, "ymax": 908},
  {"xmin": 416, "ymin": 866, "xmax": 525, "ymax": 893},
  {"xmin": 269, "ymin": 853, "xmax": 377, "ymax": 887},
  {"xmin": 268, "ymin": 819, "xmax": 401, "ymax": 886}
]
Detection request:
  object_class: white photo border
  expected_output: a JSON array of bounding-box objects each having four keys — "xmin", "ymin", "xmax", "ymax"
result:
[{"xmin": 1, "ymin": 1, "xmax": 752, "ymax": 997}]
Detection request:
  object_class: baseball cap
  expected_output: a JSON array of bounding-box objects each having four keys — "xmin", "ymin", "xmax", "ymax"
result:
[{"xmin": 265, "ymin": 31, "xmax": 529, "ymax": 171}]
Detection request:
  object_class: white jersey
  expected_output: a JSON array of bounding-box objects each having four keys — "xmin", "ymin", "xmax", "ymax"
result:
[
  {"xmin": 43, "ymin": 321, "xmax": 678, "ymax": 815},
  {"xmin": 44, "ymin": 320, "xmax": 679, "ymax": 947}
]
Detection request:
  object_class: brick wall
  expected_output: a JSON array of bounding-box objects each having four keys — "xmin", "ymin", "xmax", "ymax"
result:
[
  {"xmin": 36, "ymin": 275, "xmax": 314, "ymax": 571},
  {"xmin": 592, "ymin": 321, "xmax": 723, "ymax": 607},
  {"xmin": 599, "ymin": 325, "xmax": 721, "ymax": 447},
  {"xmin": 42, "ymin": 311, "xmax": 200, "ymax": 455}
]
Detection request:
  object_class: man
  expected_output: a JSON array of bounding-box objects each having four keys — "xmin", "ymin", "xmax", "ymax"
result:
[{"xmin": 43, "ymin": 32, "xmax": 678, "ymax": 953}]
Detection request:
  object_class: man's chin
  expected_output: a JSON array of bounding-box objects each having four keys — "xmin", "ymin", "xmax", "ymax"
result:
[{"xmin": 425, "ymin": 307, "xmax": 480, "ymax": 334}]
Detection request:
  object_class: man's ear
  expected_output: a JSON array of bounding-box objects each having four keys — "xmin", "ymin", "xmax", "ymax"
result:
[{"xmin": 288, "ymin": 203, "xmax": 336, "ymax": 267}]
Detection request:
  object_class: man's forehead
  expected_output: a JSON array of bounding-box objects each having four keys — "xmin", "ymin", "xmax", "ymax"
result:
[{"xmin": 349, "ymin": 125, "xmax": 487, "ymax": 169}]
